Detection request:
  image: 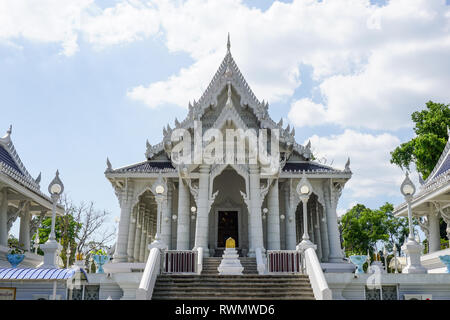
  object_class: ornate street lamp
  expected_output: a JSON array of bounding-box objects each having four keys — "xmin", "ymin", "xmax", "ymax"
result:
[
  {"xmin": 48, "ymin": 170, "xmax": 64, "ymax": 241},
  {"xmin": 66, "ymin": 246, "xmax": 71, "ymax": 269},
  {"xmin": 296, "ymin": 176, "xmax": 315, "ymax": 250},
  {"xmin": 400, "ymin": 172, "xmax": 427, "ymax": 274},
  {"xmin": 400, "ymin": 172, "xmax": 416, "ymax": 241},
  {"xmin": 40, "ymin": 170, "xmax": 64, "ymax": 268},
  {"xmin": 154, "ymin": 183, "xmax": 165, "ymax": 242},
  {"xmin": 262, "ymin": 208, "xmax": 268, "ymax": 220}
]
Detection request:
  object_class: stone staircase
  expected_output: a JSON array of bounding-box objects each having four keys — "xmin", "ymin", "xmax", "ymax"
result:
[{"xmin": 152, "ymin": 257, "xmax": 315, "ymax": 300}]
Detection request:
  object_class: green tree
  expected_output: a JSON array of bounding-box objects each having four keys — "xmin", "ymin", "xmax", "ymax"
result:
[
  {"xmin": 340, "ymin": 203, "xmax": 417, "ymax": 257},
  {"xmin": 390, "ymin": 101, "xmax": 450, "ymax": 180},
  {"xmin": 340, "ymin": 204, "xmax": 389, "ymax": 256},
  {"xmin": 32, "ymin": 194, "xmax": 115, "ymax": 268}
]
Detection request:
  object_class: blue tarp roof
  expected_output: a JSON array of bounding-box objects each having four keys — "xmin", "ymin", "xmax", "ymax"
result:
[{"xmin": 0, "ymin": 268, "xmax": 87, "ymax": 281}]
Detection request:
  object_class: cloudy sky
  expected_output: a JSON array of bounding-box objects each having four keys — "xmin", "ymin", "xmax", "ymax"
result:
[{"xmin": 1, "ymin": 0, "xmax": 449, "ymax": 238}]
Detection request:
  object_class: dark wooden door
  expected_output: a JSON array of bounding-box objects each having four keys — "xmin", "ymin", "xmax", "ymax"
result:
[{"xmin": 217, "ymin": 211, "xmax": 239, "ymax": 248}]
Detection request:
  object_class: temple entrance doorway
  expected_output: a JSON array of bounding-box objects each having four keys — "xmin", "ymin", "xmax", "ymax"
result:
[{"xmin": 217, "ymin": 211, "xmax": 239, "ymax": 248}]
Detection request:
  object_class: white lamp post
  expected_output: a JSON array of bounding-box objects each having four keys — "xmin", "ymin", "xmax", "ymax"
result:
[
  {"xmin": 39, "ymin": 170, "xmax": 64, "ymax": 268},
  {"xmin": 191, "ymin": 206, "xmax": 197, "ymax": 220},
  {"xmin": 66, "ymin": 246, "xmax": 71, "ymax": 269},
  {"xmin": 262, "ymin": 208, "xmax": 268, "ymax": 220},
  {"xmin": 400, "ymin": 172, "xmax": 427, "ymax": 274},
  {"xmin": 149, "ymin": 179, "xmax": 168, "ymax": 250},
  {"xmin": 296, "ymin": 176, "xmax": 316, "ymax": 251}
]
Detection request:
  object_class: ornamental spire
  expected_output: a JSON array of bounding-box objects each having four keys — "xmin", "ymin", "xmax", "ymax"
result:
[{"xmin": 227, "ymin": 32, "xmax": 231, "ymax": 53}]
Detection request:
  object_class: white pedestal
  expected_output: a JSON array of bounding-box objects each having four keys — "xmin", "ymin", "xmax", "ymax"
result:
[
  {"xmin": 39, "ymin": 239, "xmax": 62, "ymax": 269},
  {"xmin": 402, "ymin": 239, "xmax": 427, "ymax": 274},
  {"xmin": 218, "ymin": 248, "xmax": 243, "ymax": 275}
]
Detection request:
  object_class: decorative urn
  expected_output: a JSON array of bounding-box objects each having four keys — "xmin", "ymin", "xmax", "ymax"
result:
[
  {"xmin": 349, "ymin": 255, "xmax": 368, "ymax": 274},
  {"xmin": 439, "ymin": 255, "xmax": 450, "ymax": 273},
  {"xmin": 93, "ymin": 254, "xmax": 110, "ymax": 273},
  {"xmin": 7, "ymin": 254, "xmax": 25, "ymax": 268}
]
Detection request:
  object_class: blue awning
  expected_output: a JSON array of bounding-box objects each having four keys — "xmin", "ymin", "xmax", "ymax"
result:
[{"xmin": 0, "ymin": 268, "xmax": 88, "ymax": 281}]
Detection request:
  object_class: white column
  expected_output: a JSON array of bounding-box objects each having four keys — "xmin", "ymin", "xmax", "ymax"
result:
[
  {"xmin": 319, "ymin": 206, "xmax": 330, "ymax": 262},
  {"xmin": 133, "ymin": 204, "xmax": 143, "ymax": 262},
  {"xmin": 139, "ymin": 210, "xmax": 148, "ymax": 262},
  {"xmin": 0, "ymin": 189, "xmax": 8, "ymax": 246},
  {"xmin": 193, "ymin": 165, "xmax": 210, "ymax": 256},
  {"xmin": 326, "ymin": 182, "xmax": 344, "ymax": 262},
  {"xmin": 162, "ymin": 183, "xmax": 172, "ymax": 249},
  {"xmin": 267, "ymin": 179, "xmax": 280, "ymax": 250},
  {"xmin": 113, "ymin": 181, "xmax": 133, "ymax": 263},
  {"xmin": 284, "ymin": 182, "xmax": 296, "ymax": 250},
  {"xmin": 309, "ymin": 204, "xmax": 315, "ymax": 244},
  {"xmin": 314, "ymin": 201, "xmax": 323, "ymax": 260},
  {"xmin": 248, "ymin": 165, "xmax": 264, "ymax": 256},
  {"xmin": 428, "ymin": 209, "xmax": 441, "ymax": 253},
  {"xmin": 19, "ymin": 202, "xmax": 31, "ymax": 251},
  {"xmin": 126, "ymin": 206, "xmax": 137, "ymax": 262},
  {"xmin": 177, "ymin": 177, "xmax": 190, "ymax": 250}
]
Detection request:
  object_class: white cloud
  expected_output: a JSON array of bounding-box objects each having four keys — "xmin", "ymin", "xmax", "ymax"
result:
[
  {"xmin": 81, "ymin": 0, "xmax": 160, "ymax": 47},
  {"xmin": 0, "ymin": 0, "xmax": 449, "ymax": 130},
  {"xmin": 288, "ymin": 99, "xmax": 327, "ymax": 127},
  {"xmin": 307, "ymin": 129, "xmax": 403, "ymax": 199},
  {"xmin": 0, "ymin": 0, "xmax": 93, "ymax": 56}
]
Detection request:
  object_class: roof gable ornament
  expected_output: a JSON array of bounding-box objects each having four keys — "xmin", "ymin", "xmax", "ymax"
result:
[
  {"xmin": 344, "ymin": 157, "xmax": 351, "ymax": 172},
  {"xmin": 106, "ymin": 157, "xmax": 112, "ymax": 172},
  {"xmin": 35, "ymin": 172, "xmax": 41, "ymax": 186}
]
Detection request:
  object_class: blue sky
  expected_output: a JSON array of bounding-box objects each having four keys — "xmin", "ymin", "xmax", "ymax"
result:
[{"xmin": 1, "ymin": 0, "xmax": 449, "ymax": 241}]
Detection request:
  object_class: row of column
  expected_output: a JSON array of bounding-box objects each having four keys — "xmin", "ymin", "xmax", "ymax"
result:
[
  {"xmin": 113, "ymin": 171, "xmax": 346, "ymax": 262},
  {"xmin": 0, "ymin": 188, "xmax": 33, "ymax": 250},
  {"xmin": 126, "ymin": 203, "xmax": 159, "ymax": 262}
]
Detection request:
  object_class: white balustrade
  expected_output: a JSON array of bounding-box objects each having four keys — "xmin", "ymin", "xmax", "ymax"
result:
[
  {"xmin": 136, "ymin": 247, "xmax": 161, "ymax": 300},
  {"xmin": 267, "ymin": 250, "xmax": 302, "ymax": 273},
  {"xmin": 301, "ymin": 247, "xmax": 332, "ymax": 300},
  {"xmin": 162, "ymin": 250, "xmax": 198, "ymax": 274}
]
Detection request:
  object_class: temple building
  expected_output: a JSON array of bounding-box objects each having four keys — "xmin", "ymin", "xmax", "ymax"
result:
[
  {"xmin": 394, "ymin": 128, "xmax": 450, "ymax": 273},
  {"xmin": 105, "ymin": 37, "xmax": 352, "ymax": 268},
  {"xmin": 0, "ymin": 127, "xmax": 64, "ymax": 268}
]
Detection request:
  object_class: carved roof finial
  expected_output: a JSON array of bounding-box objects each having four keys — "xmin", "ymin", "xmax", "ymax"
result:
[
  {"xmin": 7, "ymin": 125, "xmax": 12, "ymax": 135},
  {"xmin": 227, "ymin": 32, "xmax": 231, "ymax": 53},
  {"xmin": 35, "ymin": 172, "xmax": 41, "ymax": 185},
  {"xmin": 345, "ymin": 157, "xmax": 351, "ymax": 171},
  {"xmin": 306, "ymin": 140, "xmax": 311, "ymax": 150},
  {"xmin": 106, "ymin": 157, "xmax": 112, "ymax": 171}
]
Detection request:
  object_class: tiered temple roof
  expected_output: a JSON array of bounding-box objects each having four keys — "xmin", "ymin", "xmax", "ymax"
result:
[{"xmin": 106, "ymin": 36, "xmax": 351, "ymax": 178}]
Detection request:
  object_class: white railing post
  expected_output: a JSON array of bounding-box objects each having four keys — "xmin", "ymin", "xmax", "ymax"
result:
[
  {"xmin": 136, "ymin": 247, "xmax": 161, "ymax": 300},
  {"xmin": 301, "ymin": 247, "xmax": 332, "ymax": 300},
  {"xmin": 255, "ymin": 247, "xmax": 266, "ymax": 275},
  {"xmin": 197, "ymin": 247, "xmax": 203, "ymax": 275}
]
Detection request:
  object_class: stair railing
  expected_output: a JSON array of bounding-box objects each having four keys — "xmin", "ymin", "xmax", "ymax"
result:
[
  {"xmin": 136, "ymin": 247, "xmax": 161, "ymax": 300},
  {"xmin": 161, "ymin": 250, "xmax": 198, "ymax": 274},
  {"xmin": 266, "ymin": 250, "xmax": 301, "ymax": 273},
  {"xmin": 197, "ymin": 247, "xmax": 203, "ymax": 275},
  {"xmin": 255, "ymin": 247, "xmax": 266, "ymax": 274},
  {"xmin": 299, "ymin": 247, "xmax": 332, "ymax": 300}
]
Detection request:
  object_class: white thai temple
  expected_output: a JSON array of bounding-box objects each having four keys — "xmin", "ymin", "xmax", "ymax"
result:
[
  {"xmin": 0, "ymin": 126, "xmax": 64, "ymax": 268},
  {"xmin": 105, "ymin": 36, "xmax": 352, "ymax": 268},
  {"xmin": 1, "ymin": 37, "xmax": 450, "ymax": 301},
  {"xmin": 393, "ymin": 128, "xmax": 450, "ymax": 273}
]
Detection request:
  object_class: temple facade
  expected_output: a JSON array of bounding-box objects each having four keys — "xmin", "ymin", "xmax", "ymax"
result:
[{"xmin": 106, "ymin": 37, "xmax": 352, "ymax": 265}]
